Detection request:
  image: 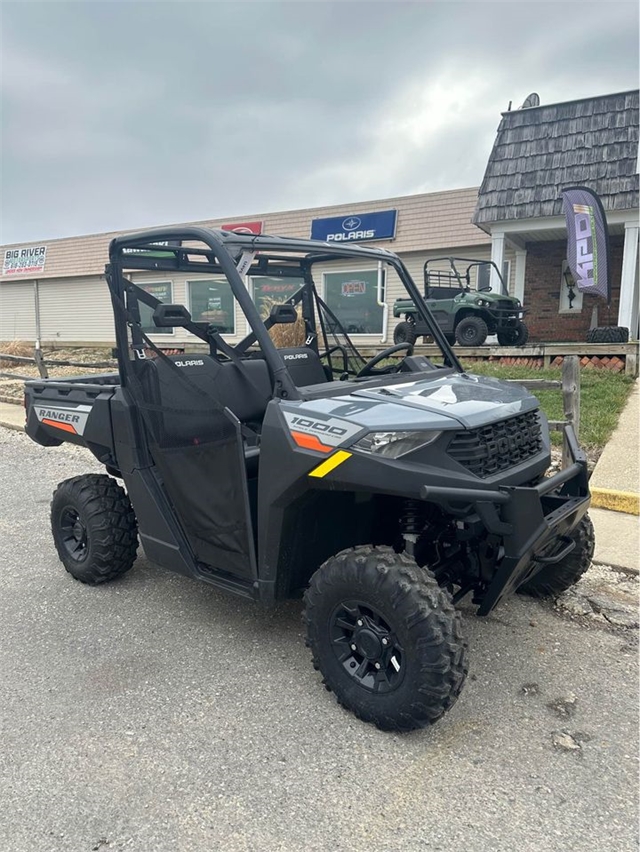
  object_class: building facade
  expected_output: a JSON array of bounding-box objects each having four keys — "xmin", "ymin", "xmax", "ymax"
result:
[
  {"xmin": 2, "ymin": 187, "xmax": 504, "ymax": 348},
  {"xmin": 473, "ymin": 89, "xmax": 639, "ymax": 341}
]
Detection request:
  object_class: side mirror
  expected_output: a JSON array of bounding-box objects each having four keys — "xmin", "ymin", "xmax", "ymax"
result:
[
  {"xmin": 269, "ymin": 303, "xmax": 298, "ymax": 324},
  {"xmin": 153, "ymin": 304, "xmax": 192, "ymax": 327}
]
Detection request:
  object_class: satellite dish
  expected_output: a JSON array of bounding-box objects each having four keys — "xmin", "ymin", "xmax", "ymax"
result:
[{"xmin": 521, "ymin": 92, "xmax": 540, "ymax": 109}]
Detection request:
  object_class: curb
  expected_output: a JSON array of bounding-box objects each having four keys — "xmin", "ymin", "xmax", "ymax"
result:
[
  {"xmin": 591, "ymin": 559, "xmax": 640, "ymax": 577},
  {"xmin": 590, "ymin": 487, "xmax": 640, "ymax": 516},
  {"xmin": 0, "ymin": 420, "xmax": 24, "ymax": 432}
]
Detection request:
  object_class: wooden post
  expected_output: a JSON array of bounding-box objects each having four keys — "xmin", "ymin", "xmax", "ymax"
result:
[{"xmin": 562, "ymin": 355, "xmax": 580, "ymax": 468}]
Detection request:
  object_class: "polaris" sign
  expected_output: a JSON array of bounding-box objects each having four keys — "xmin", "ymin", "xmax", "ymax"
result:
[{"xmin": 310, "ymin": 210, "xmax": 397, "ymax": 244}]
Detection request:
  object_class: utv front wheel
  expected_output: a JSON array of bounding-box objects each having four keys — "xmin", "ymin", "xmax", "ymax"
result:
[
  {"xmin": 51, "ymin": 474, "xmax": 138, "ymax": 584},
  {"xmin": 497, "ymin": 322, "xmax": 529, "ymax": 346},
  {"xmin": 518, "ymin": 514, "xmax": 594, "ymax": 598},
  {"xmin": 303, "ymin": 546, "xmax": 468, "ymax": 732},
  {"xmin": 455, "ymin": 316, "xmax": 488, "ymax": 346}
]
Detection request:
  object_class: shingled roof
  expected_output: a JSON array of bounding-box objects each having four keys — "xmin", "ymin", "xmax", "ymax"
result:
[{"xmin": 472, "ymin": 90, "xmax": 639, "ymax": 227}]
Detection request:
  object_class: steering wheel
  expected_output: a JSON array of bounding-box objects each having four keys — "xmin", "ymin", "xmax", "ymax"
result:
[{"xmin": 356, "ymin": 343, "xmax": 413, "ymax": 378}]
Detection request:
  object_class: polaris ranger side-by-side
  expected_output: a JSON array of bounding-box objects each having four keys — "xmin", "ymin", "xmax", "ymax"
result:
[
  {"xmin": 393, "ymin": 257, "xmax": 528, "ymax": 347},
  {"xmin": 24, "ymin": 229, "xmax": 592, "ymax": 732}
]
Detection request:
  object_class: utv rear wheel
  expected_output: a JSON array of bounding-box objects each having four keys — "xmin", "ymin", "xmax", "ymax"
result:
[
  {"xmin": 518, "ymin": 514, "xmax": 594, "ymax": 598},
  {"xmin": 51, "ymin": 474, "xmax": 138, "ymax": 584},
  {"xmin": 455, "ymin": 316, "xmax": 488, "ymax": 346},
  {"xmin": 393, "ymin": 321, "xmax": 417, "ymax": 346},
  {"xmin": 497, "ymin": 322, "xmax": 529, "ymax": 346},
  {"xmin": 303, "ymin": 546, "xmax": 468, "ymax": 732}
]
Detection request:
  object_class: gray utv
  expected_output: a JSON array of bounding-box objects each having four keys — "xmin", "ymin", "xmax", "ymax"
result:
[{"xmin": 24, "ymin": 228, "xmax": 592, "ymax": 732}]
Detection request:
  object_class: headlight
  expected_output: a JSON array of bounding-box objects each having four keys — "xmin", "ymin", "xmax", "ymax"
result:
[
  {"xmin": 352, "ymin": 430, "xmax": 442, "ymax": 459},
  {"xmin": 475, "ymin": 297, "xmax": 490, "ymax": 307}
]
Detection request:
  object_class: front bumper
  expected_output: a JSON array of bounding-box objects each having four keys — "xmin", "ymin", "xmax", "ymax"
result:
[
  {"xmin": 420, "ymin": 424, "xmax": 590, "ymax": 615},
  {"xmin": 488, "ymin": 308, "xmax": 526, "ymax": 330}
]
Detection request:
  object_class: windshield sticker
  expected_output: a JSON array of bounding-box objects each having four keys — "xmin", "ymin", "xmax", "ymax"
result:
[{"xmin": 236, "ymin": 251, "xmax": 256, "ymax": 277}]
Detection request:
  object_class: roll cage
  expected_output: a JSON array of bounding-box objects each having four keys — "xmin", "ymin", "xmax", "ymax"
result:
[
  {"xmin": 424, "ymin": 257, "xmax": 510, "ymax": 298},
  {"xmin": 106, "ymin": 226, "xmax": 463, "ymax": 393}
]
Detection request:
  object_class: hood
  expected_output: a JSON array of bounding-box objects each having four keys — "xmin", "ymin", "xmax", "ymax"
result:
[
  {"xmin": 351, "ymin": 372, "xmax": 537, "ymax": 429},
  {"xmin": 293, "ymin": 372, "xmax": 539, "ymax": 432}
]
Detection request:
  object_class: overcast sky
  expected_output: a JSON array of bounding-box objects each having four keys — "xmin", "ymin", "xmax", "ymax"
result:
[{"xmin": 1, "ymin": 0, "xmax": 638, "ymax": 245}]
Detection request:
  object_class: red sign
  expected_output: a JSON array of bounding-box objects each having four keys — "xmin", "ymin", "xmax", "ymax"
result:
[
  {"xmin": 220, "ymin": 221, "xmax": 263, "ymax": 235},
  {"xmin": 342, "ymin": 279, "xmax": 367, "ymax": 296}
]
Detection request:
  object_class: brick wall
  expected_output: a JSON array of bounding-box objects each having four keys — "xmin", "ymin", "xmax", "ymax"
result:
[{"xmin": 523, "ymin": 237, "xmax": 623, "ymax": 342}]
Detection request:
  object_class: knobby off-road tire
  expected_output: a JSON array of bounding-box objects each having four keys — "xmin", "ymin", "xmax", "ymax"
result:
[
  {"xmin": 518, "ymin": 514, "xmax": 594, "ymax": 598},
  {"xmin": 303, "ymin": 546, "xmax": 468, "ymax": 732},
  {"xmin": 51, "ymin": 474, "xmax": 138, "ymax": 584},
  {"xmin": 393, "ymin": 321, "xmax": 417, "ymax": 346},
  {"xmin": 455, "ymin": 316, "xmax": 488, "ymax": 346},
  {"xmin": 497, "ymin": 322, "xmax": 529, "ymax": 346},
  {"xmin": 586, "ymin": 326, "xmax": 629, "ymax": 344}
]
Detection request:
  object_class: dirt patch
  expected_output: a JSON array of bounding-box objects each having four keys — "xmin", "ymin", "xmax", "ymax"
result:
[{"xmin": 0, "ymin": 347, "xmax": 117, "ymax": 401}]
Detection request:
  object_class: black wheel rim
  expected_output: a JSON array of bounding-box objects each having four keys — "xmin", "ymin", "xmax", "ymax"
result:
[
  {"xmin": 59, "ymin": 506, "xmax": 88, "ymax": 562},
  {"xmin": 329, "ymin": 600, "xmax": 405, "ymax": 693},
  {"xmin": 461, "ymin": 325, "xmax": 478, "ymax": 343}
]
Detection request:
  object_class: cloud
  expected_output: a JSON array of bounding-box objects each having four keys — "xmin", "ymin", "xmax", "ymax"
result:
[{"xmin": 0, "ymin": 0, "xmax": 637, "ymax": 243}]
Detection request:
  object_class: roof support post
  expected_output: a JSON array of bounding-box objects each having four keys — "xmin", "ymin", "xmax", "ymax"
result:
[
  {"xmin": 489, "ymin": 231, "xmax": 505, "ymax": 291},
  {"xmin": 514, "ymin": 249, "xmax": 527, "ymax": 303},
  {"xmin": 618, "ymin": 222, "xmax": 639, "ymax": 340}
]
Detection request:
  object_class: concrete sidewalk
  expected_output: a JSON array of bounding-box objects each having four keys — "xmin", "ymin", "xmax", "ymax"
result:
[
  {"xmin": 590, "ymin": 379, "xmax": 639, "ymax": 515},
  {"xmin": 0, "ymin": 400, "xmax": 25, "ymax": 431}
]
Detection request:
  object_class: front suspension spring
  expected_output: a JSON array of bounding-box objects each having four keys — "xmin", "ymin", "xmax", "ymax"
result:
[{"xmin": 400, "ymin": 499, "xmax": 424, "ymax": 537}]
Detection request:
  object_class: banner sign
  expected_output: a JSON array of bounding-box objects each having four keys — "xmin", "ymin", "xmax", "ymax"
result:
[
  {"xmin": 310, "ymin": 210, "xmax": 397, "ymax": 243},
  {"xmin": 561, "ymin": 186, "xmax": 611, "ymax": 303},
  {"xmin": 221, "ymin": 221, "xmax": 263, "ymax": 234},
  {"xmin": 3, "ymin": 245, "xmax": 47, "ymax": 275}
]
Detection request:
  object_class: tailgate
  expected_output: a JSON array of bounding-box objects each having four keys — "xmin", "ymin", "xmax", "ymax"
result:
[{"xmin": 25, "ymin": 373, "xmax": 119, "ymax": 450}]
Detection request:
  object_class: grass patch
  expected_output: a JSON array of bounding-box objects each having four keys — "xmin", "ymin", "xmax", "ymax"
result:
[{"xmin": 461, "ymin": 361, "xmax": 635, "ymax": 451}]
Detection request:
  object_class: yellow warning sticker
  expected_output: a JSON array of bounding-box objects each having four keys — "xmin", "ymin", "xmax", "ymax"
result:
[{"xmin": 308, "ymin": 450, "xmax": 352, "ymax": 479}]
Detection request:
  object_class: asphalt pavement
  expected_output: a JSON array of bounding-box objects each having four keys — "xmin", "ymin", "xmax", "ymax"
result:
[{"xmin": 1, "ymin": 428, "xmax": 638, "ymax": 852}]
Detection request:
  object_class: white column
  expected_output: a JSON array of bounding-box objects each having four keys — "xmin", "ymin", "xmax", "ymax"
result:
[
  {"xmin": 514, "ymin": 249, "xmax": 527, "ymax": 303},
  {"xmin": 618, "ymin": 222, "xmax": 639, "ymax": 339},
  {"xmin": 489, "ymin": 231, "xmax": 505, "ymax": 292}
]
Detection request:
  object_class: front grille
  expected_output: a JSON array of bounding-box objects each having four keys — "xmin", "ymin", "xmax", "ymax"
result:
[
  {"xmin": 447, "ymin": 410, "xmax": 543, "ymax": 478},
  {"xmin": 492, "ymin": 300, "xmax": 518, "ymax": 313}
]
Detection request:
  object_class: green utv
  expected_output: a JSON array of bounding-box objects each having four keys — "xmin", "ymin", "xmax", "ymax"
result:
[
  {"xmin": 24, "ymin": 229, "xmax": 592, "ymax": 733},
  {"xmin": 393, "ymin": 257, "xmax": 529, "ymax": 347}
]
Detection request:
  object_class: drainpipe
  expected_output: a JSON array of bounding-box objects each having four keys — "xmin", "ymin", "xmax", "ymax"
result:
[
  {"xmin": 33, "ymin": 279, "xmax": 41, "ymax": 345},
  {"xmin": 377, "ymin": 261, "xmax": 388, "ymax": 343}
]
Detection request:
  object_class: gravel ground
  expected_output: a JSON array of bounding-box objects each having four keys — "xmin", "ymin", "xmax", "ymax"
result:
[{"xmin": 0, "ymin": 428, "xmax": 638, "ymax": 852}]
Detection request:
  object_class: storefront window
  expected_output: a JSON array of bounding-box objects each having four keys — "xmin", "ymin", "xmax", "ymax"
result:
[
  {"xmin": 138, "ymin": 281, "xmax": 172, "ymax": 335},
  {"xmin": 188, "ymin": 279, "xmax": 235, "ymax": 334},
  {"xmin": 251, "ymin": 277, "xmax": 305, "ymax": 321},
  {"xmin": 324, "ymin": 270, "xmax": 384, "ymax": 334}
]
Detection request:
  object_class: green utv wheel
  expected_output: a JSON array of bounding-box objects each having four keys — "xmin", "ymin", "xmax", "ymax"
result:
[
  {"xmin": 497, "ymin": 322, "xmax": 529, "ymax": 346},
  {"xmin": 51, "ymin": 474, "xmax": 138, "ymax": 584},
  {"xmin": 393, "ymin": 321, "xmax": 417, "ymax": 346},
  {"xmin": 518, "ymin": 514, "xmax": 594, "ymax": 598},
  {"xmin": 455, "ymin": 316, "xmax": 488, "ymax": 346},
  {"xmin": 303, "ymin": 546, "xmax": 468, "ymax": 732}
]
